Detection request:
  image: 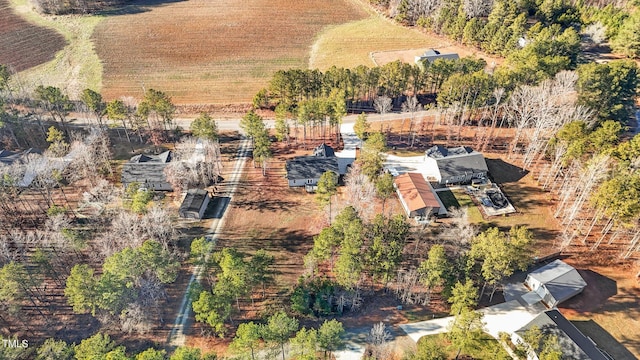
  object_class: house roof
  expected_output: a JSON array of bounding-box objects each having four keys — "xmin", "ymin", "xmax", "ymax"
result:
[
  {"xmin": 313, "ymin": 143, "xmax": 335, "ymax": 158},
  {"xmin": 527, "ymin": 260, "xmax": 586, "ymax": 288},
  {"xmin": 394, "ymin": 173, "xmax": 441, "ymax": 211},
  {"xmin": 129, "ymin": 150, "xmax": 172, "ymax": 164},
  {"xmin": 180, "ymin": 189, "xmax": 209, "ymax": 213},
  {"xmin": 527, "ymin": 260, "xmax": 587, "ymax": 304},
  {"xmin": 286, "ymin": 156, "xmax": 339, "ymax": 180},
  {"xmin": 425, "ymin": 146, "xmax": 488, "ymax": 179},
  {"xmin": 0, "ymin": 148, "xmax": 38, "ymax": 166},
  {"xmin": 516, "ymin": 310, "xmax": 609, "ymax": 360},
  {"xmin": 122, "ymin": 150, "xmax": 173, "ymax": 190},
  {"xmin": 417, "ymin": 49, "xmax": 459, "ymax": 63}
]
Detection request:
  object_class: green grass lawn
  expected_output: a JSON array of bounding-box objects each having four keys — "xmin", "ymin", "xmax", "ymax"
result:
[{"xmin": 437, "ymin": 189, "xmax": 483, "ymax": 223}]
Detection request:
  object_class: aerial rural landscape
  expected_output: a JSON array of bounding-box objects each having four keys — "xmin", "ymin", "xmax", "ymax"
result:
[{"xmin": 1, "ymin": 0, "xmax": 640, "ymax": 359}]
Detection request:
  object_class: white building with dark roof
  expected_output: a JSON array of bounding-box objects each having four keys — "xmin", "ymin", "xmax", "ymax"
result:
[
  {"xmin": 423, "ymin": 145, "xmax": 488, "ymax": 185},
  {"xmin": 525, "ymin": 259, "xmax": 587, "ymax": 308},
  {"xmin": 285, "ymin": 143, "xmax": 340, "ymax": 191}
]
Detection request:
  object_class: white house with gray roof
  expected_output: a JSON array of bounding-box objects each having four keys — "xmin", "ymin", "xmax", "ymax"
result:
[
  {"xmin": 285, "ymin": 143, "xmax": 339, "ymax": 191},
  {"xmin": 524, "ymin": 259, "xmax": 587, "ymax": 308},
  {"xmin": 423, "ymin": 145, "xmax": 488, "ymax": 185}
]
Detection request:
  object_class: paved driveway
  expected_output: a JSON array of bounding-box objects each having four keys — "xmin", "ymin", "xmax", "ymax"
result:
[
  {"xmin": 335, "ymin": 122, "xmax": 358, "ymax": 174},
  {"xmin": 399, "ymin": 300, "xmax": 544, "ymax": 343}
]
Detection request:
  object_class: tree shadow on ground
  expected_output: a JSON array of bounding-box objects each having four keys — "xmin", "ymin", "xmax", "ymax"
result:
[
  {"xmin": 499, "ymin": 185, "xmax": 545, "ymax": 212},
  {"xmin": 486, "ymin": 158, "xmax": 528, "ymax": 183},
  {"xmin": 571, "ymin": 319, "xmax": 638, "ymax": 360},
  {"xmin": 480, "ymin": 221, "xmax": 559, "ymax": 243}
]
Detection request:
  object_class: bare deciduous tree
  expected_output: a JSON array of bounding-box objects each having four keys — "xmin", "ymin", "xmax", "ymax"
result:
[
  {"xmin": 463, "ymin": 0, "xmax": 493, "ymax": 18},
  {"xmin": 366, "ymin": 322, "xmax": 392, "ymax": 360},
  {"xmin": 401, "ymin": 95, "xmax": 422, "ymax": 143},
  {"xmin": 164, "ymin": 137, "xmax": 222, "ymax": 192},
  {"xmin": 374, "ymin": 95, "xmax": 393, "ymax": 117},
  {"xmin": 120, "ymin": 303, "xmax": 152, "ymax": 334},
  {"xmin": 584, "ymin": 22, "xmax": 607, "ymax": 46},
  {"xmin": 342, "ymin": 163, "xmax": 376, "ymax": 220}
]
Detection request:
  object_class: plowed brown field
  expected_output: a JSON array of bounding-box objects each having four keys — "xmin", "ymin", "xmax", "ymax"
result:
[
  {"xmin": 93, "ymin": 0, "xmax": 368, "ymax": 104},
  {"xmin": 0, "ymin": 0, "xmax": 66, "ymax": 72}
]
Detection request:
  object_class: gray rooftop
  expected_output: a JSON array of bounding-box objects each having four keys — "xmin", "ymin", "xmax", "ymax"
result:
[
  {"xmin": 129, "ymin": 150, "xmax": 172, "ymax": 163},
  {"xmin": 286, "ymin": 156, "xmax": 339, "ymax": 180},
  {"xmin": 121, "ymin": 151, "xmax": 173, "ymax": 191},
  {"xmin": 516, "ymin": 310, "xmax": 609, "ymax": 360},
  {"xmin": 426, "ymin": 146, "xmax": 488, "ymax": 179},
  {"xmin": 528, "ymin": 260, "xmax": 587, "ymax": 304},
  {"xmin": 0, "ymin": 148, "xmax": 38, "ymax": 166},
  {"xmin": 180, "ymin": 189, "xmax": 209, "ymax": 213},
  {"xmin": 313, "ymin": 143, "xmax": 335, "ymax": 158},
  {"xmin": 417, "ymin": 49, "xmax": 460, "ymax": 64},
  {"xmin": 528, "ymin": 260, "xmax": 586, "ymax": 286}
]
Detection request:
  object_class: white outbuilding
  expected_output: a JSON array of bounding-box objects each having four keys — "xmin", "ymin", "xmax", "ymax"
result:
[{"xmin": 524, "ymin": 259, "xmax": 587, "ymax": 308}]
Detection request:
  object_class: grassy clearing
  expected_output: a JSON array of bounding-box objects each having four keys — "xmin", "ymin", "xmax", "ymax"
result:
[
  {"xmin": 452, "ymin": 189, "xmax": 484, "ymax": 223},
  {"xmin": 8, "ymin": 0, "xmax": 103, "ymax": 98},
  {"xmin": 309, "ymin": 15, "xmax": 442, "ymax": 70}
]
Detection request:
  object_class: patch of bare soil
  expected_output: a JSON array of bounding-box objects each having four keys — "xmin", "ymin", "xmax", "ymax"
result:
[{"xmin": 371, "ymin": 31, "xmax": 505, "ymax": 69}]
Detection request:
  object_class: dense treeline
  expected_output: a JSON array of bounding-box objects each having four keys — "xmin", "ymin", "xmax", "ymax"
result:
[{"xmin": 372, "ymin": 0, "xmax": 640, "ymax": 58}]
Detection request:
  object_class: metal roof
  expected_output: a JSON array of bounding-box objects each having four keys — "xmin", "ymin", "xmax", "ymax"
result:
[
  {"xmin": 394, "ymin": 173, "xmax": 441, "ymax": 212},
  {"xmin": 0, "ymin": 148, "xmax": 38, "ymax": 166},
  {"xmin": 179, "ymin": 189, "xmax": 209, "ymax": 213},
  {"xmin": 527, "ymin": 259, "xmax": 587, "ymax": 306},
  {"xmin": 122, "ymin": 151, "xmax": 173, "ymax": 191},
  {"xmin": 129, "ymin": 150, "xmax": 172, "ymax": 163},
  {"xmin": 285, "ymin": 156, "xmax": 339, "ymax": 180},
  {"xmin": 528, "ymin": 260, "xmax": 586, "ymax": 287},
  {"xmin": 516, "ymin": 310, "xmax": 609, "ymax": 360}
]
